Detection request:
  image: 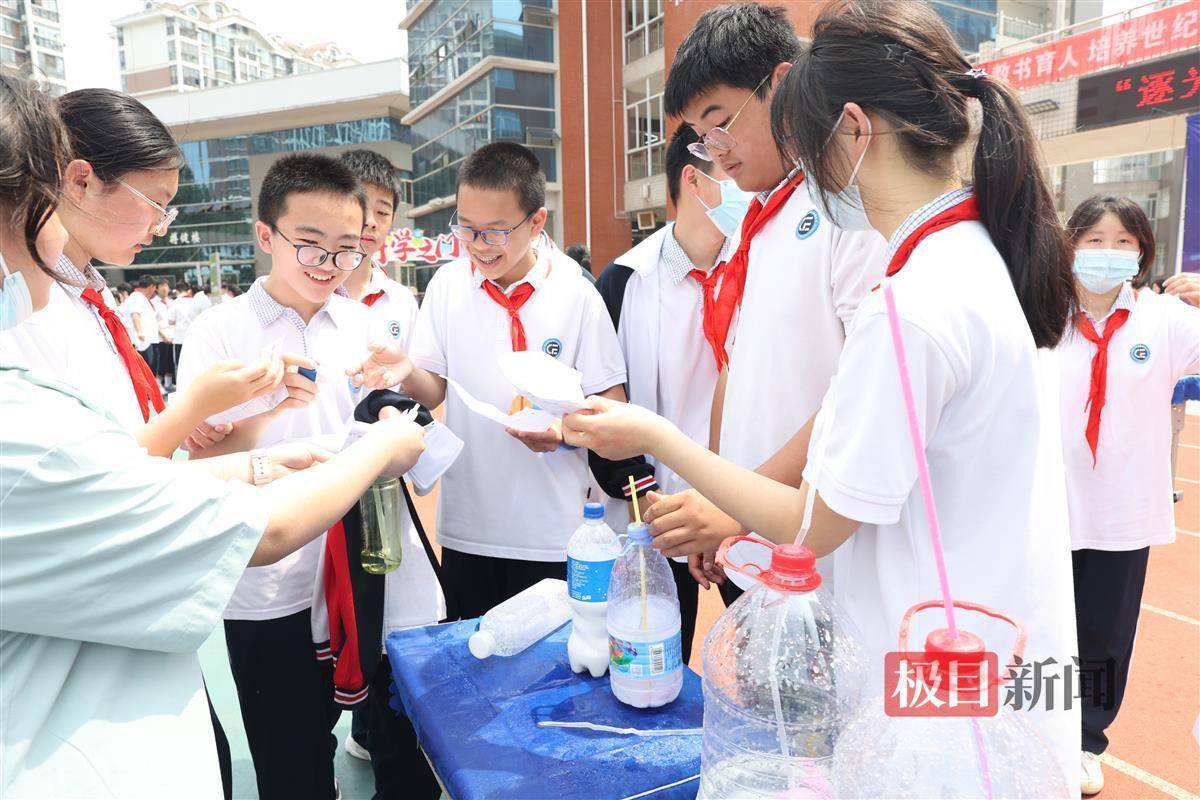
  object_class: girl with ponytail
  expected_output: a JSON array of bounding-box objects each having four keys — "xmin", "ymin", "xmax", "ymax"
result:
[{"xmin": 562, "ymin": 1, "xmax": 1077, "ymax": 792}]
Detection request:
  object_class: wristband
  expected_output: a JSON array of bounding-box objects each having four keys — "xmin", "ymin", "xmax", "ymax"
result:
[{"xmin": 249, "ymin": 449, "xmax": 273, "ymax": 486}]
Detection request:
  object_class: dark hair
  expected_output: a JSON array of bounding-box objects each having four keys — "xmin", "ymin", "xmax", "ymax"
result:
[
  {"xmin": 457, "ymin": 142, "xmax": 545, "ymax": 215},
  {"xmin": 0, "ymin": 74, "xmax": 71, "ymax": 272},
  {"xmin": 57, "ymin": 88, "xmax": 183, "ymax": 182},
  {"xmin": 156, "ymin": 276, "xmax": 171, "ymax": 289},
  {"xmin": 257, "ymin": 153, "xmax": 367, "ymax": 229},
  {"xmin": 1066, "ymin": 195, "xmax": 1156, "ymax": 288},
  {"xmin": 117, "ymin": 281, "xmax": 132, "ymax": 294},
  {"xmin": 339, "ymin": 149, "xmax": 401, "ymax": 210},
  {"xmin": 666, "ymin": 126, "xmax": 715, "ymax": 205},
  {"xmin": 664, "ymin": 3, "xmax": 799, "ymax": 118},
  {"xmin": 136, "ymin": 275, "xmax": 156, "ymax": 289},
  {"xmin": 222, "ymin": 280, "xmax": 241, "ymax": 296},
  {"xmin": 565, "ymin": 243, "xmax": 590, "ymax": 268},
  {"xmin": 771, "ymin": 0, "xmax": 1073, "ymax": 348}
]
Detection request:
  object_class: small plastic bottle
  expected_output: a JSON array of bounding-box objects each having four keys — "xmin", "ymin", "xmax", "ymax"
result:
[
  {"xmin": 468, "ymin": 578, "xmax": 571, "ymax": 659},
  {"xmin": 567, "ymin": 502, "xmax": 622, "ymax": 677}
]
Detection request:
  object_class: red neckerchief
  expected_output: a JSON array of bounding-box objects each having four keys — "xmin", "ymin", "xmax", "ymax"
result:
[
  {"xmin": 708, "ymin": 170, "xmax": 806, "ymax": 370},
  {"xmin": 80, "ymin": 288, "xmax": 165, "ymax": 422},
  {"xmin": 480, "ymin": 280, "xmax": 536, "ymax": 351},
  {"xmin": 360, "ymin": 267, "xmax": 387, "ymax": 307},
  {"xmin": 886, "ymin": 195, "xmax": 981, "ymax": 277},
  {"xmin": 1074, "ymin": 305, "xmax": 1132, "ymax": 467},
  {"xmin": 688, "ymin": 266, "xmax": 724, "ymax": 369}
]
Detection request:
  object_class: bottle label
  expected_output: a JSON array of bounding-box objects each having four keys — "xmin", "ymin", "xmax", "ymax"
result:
[
  {"xmin": 609, "ymin": 632, "xmax": 682, "ymax": 677},
  {"xmin": 568, "ymin": 556, "xmax": 615, "ymax": 602}
]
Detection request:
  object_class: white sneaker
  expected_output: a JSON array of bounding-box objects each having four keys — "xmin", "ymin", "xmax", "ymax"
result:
[
  {"xmin": 344, "ymin": 734, "xmax": 370, "ymax": 761},
  {"xmin": 1081, "ymin": 751, "xmax": 1104, "ymax": 795}
]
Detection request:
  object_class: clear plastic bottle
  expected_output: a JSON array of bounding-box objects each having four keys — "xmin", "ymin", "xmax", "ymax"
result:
[
  {"xmin": 833, "ymin": 600, "xmax": 1071, "ymax": 799},
  {"xmin": 699, "ymin": 537, "xmax": 869, "ymax": 800},
  {"xmin": 467, "ymin": 578, "xmax": 571, "ymax": 659},
  {"xmin": 567, "ymin": 502, "xmax": 622, "ymax": 677},
  {"xmin": 607, "ymin": 522, "xmax": 682, "ymax": 707}
]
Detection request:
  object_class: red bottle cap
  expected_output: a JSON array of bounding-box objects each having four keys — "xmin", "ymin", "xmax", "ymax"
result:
[{"xmin": 762, "ymin": 544, "xmax": 822, "ymax": 592}]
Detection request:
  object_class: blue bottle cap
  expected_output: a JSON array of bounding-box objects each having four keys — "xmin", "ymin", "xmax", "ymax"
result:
[
  {"xmin": 298, "ymin": 366, "xmax": 317, "ymax": 382},
  {"xmin": 583, "ymin": 502, "xmax": 605, "ymax": 520},
  {"xmin": 626, "ymin": 522, "xmax": 651, "ymax": 545}
]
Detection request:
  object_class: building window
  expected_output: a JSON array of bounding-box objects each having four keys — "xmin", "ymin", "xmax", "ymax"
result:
[
  {"xmin": 165, "ymin": 17, "xmax": 174, "ymax": 35},
  {"xmin": 624, "ymin": 76, "xmax": 665, "ymax": 181},
  {"xmin": 170, "ymin": 65, "xmax": 178, "ymax": 85},
  {"xmin": 167, "ymin": 40, "xmax": 175, "ymax": 61},
  {"xmin": 181, "ymin": 42, "xmax": 199, "ymax": 63},
  {"xmin": 199, "ymin": 29, "xmax": 211, "ymax": 46},
  {"xmin": 624, "ymin": 0, "xmax": 663, "ymax": 64},
  {"xmin": 1092, "ymin": 152, "xmax": 1173, "ymax": 184},
  {"xmin": 116, "ymin": 28, "xmax": 123, "ymax": 46}
]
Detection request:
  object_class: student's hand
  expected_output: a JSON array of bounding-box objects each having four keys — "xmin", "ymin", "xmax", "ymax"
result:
[
  {"xmin": 562, "ymin": 396, "xmax": 675, "ymax": 460},
  {"xmin": 506, "ymin": 419, "xmax": 563, "ymax": 453},
  {"xmin": 186, "ymin": 358, "xmax": 286, "ymax": 418},
  {"xmin": 688, "ymin": 551, "xmax": 726, "ymax": 590},
  {"xmin": 372, "ymin": 406, "xmax": 427, "ymax": 474},
  {"xmin": 185, "ymin": 421, "xmax": 233, "ymax": 452},
  {"xmin": 264, "ymin": 443, "xmax": 333, "ymax": 482},
  {"xmin": 644, "ymin": 489, "xmax": 743, "ymax": 558},
  {"xmin": 1164, "ymin": 273, "xmax": 1200, "ymax": 307},
  {"xmin": 277, "ymin": 353, "xmax": 319, "ymax": 411},
  {"xmin": 348, "ymin": 341, "xmax": 414, "ymax": 391}
]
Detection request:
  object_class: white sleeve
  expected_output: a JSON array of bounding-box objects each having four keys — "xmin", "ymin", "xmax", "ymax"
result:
[
  {"xmin": 574, "ymin": 280, "xmax": 628, "ymax": 395},
  {"xmin": 802, "ymin": 309, "xmax": 960, "ymax": 525},
  {"xmin": 175, "ymin": 312, "xmax": 228, "ymax": 393},
  {"xmin": 0, "ymin": 401, "xmax": 266, "ymax": 652},
  {"xmin": 829, "ymin": 228, "xmax": 889, "ymax": 332},
  {"xmin": 1165, "ymin": 295, "xmax": 1200, "ymax": 380},
  {"xmin": 409, "ymin": 275, "xmax": 447, "ymax": 376}
]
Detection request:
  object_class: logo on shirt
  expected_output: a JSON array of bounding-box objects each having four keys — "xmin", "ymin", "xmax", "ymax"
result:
[
  {"xmin": 542, "ymin": 337, "xmax": 563, "ymax": 358},
  {"xmin": 1130, "ymin": 343, "xmax": 1150, "ymax": 363},
  {"xmin": 387, "ymin": 320, "xmax": 402, "ymax": 339},
  {"xmin": 796, "ymin": 210, "xmax": 820, "ymax": 240}
]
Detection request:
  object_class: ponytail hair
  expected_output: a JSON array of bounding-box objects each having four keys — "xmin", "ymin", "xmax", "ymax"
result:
[{"xmin": 771, "ymin": 0, "xmax": 1073, "ymax": 348}]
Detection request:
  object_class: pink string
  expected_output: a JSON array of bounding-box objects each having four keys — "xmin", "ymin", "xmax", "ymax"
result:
[{"xmin": 882, "ymin": 284, "xmax": 958, "ymax": 640}]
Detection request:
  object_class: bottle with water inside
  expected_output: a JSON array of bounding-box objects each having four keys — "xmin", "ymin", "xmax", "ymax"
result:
[
  {"xmin": 567, "ymin": 502, "xmax": 622, "ymax": 677},
  {"xmin": 607, "ymin": 522, "xmax": 682, "ymax": 707},
  {"xmin": 468, "ymin": 578, "xmax": 571, "ymax": 659}
]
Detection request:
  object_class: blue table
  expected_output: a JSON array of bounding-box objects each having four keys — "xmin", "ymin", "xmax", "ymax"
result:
[{"xmin": 386, "ymin": 620, "xmax": 703, "ymax": 800}]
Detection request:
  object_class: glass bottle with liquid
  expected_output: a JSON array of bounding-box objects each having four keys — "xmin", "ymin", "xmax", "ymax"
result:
[{"xmin": 359, "ymin": 476, "xmax": 404, "ymax": 574}]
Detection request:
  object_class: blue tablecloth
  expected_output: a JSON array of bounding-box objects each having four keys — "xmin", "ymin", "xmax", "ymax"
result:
[
  {"xmin": 386, "ymin": 620, "xmax": 703, "ymax": 800},
  {"xmin": 1173, "ymin": 375, "xmax": 1200, "ymax": 404}
]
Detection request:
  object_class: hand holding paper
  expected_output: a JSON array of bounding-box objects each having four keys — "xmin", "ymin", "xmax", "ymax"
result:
[
  {"xmin": 497, "ymin": 351, "xmax": 587, "ymax": 416},
  {"xmin": 348, "ymin": 340, "xmax": 414, "ymax": 391}
]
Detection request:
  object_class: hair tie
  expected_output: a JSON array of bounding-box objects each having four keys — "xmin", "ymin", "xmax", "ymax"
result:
[{"xmin": 962, "ymin": 67, "xmax": 988, "ymax": 97}]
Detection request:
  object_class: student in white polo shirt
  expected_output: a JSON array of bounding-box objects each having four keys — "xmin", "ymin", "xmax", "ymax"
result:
[
  {"xmin": 653, "ymin": 3, "xmax": 887, "ymax": 603},
  {"xmin": 352, "ymin": 142, "xmax": 644, "ymax": 621},
  {"xmin": 178, "ymin": 153, "xmax": 372, "ymax": 800},
  {"xmin": 594, "ymin": 126, "xmax": 743, "ymax": 662},
  {"xmin": 566, "ymin": 2, "xmax": 1080, "ymax": 790},
  {"xmin": 1059, "ymin": 195, "xmax": 1200, "ymax": 796}
]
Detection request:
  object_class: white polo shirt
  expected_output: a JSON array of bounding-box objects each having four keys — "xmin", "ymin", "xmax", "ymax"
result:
[
  {"xmin": 126, "ymin": 290, "xmax": 161, "ymax": 345},
  {"xmin": 0, "ymin": 363, "xmax": 266, "ymax": 800},
  {"xmin": 1060, "ymin": 286, "xmax": 1200, "ymax": 551},
  {"xmin": 171, "ymin": 295, "xmax": 196, "ymax": 343},
  {"xmin": 803, "ymin": 210, "xmax": 1078, "ymax": 789},
  {"xmin": 359, "ymin": 265, "xmax": 420, "ymax": 351},
  {"xmin": 409, "ymin": 248, "xmax": 627, "ymax": 561},
  {"xmin": 719, "ymin": 176, "xmax": 887, "ymax": 471},
  {"xmin": 179, "ymin": 278, "xmax": 368, "ymax": 621},
  {"xmin": 0, "ymin": 256, "xmax": 145, "ymax": 431}
]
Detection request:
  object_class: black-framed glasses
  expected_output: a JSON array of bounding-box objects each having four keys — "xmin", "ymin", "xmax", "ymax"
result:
[
  {"xmin": 273, "ymin": 228, "xmax": 365, "ymax": 271},
  {"xmin": 686, "ymin": 73, "xmax": 771, "ymax": 162},
  {"xmin": 449, "ymin": 210, "xmax": 535, "ymax": 247}
]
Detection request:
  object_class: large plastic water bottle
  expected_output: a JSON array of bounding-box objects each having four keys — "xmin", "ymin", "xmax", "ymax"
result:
[
  {"xmin": 699, "ymin": 536, "xmax": 869, "ymax": 800},
  {"xmin": 833, "ymin": 600, "xmax": 1070, "ymax": 799},
  {"xmin": 607, "ymin": 522, "xmax": 682, "ymax": 707},
  {"xmin": 468, "ymin": 578, "xmax": 571, "ymax": 659},
  {"xmin": 567, "ymin": 502, "xmax": 622, "ymax": 677}
]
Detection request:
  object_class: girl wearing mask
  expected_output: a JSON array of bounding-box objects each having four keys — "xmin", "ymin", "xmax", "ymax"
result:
[
  {"xmin": 0, "ymin": 87, "xmax": 291, "ymax": 456},
  {"xmin": 0, "ymin": 73, "xmax": 427, "ymax": 799},
  {"xmin": 563, "ymin": 0, "xmax": 1079, "ymax": 788},
  {"xmin": 1061, "ymin": 195, "xmax": 1199, "ymax": 795}
]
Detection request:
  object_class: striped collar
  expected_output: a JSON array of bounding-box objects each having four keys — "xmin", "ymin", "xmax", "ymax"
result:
[
  {"xmin": 247, "ymin": 276, "xmax": 349, "ymax": 328},
  {"xmin": 756, "ymin": 165, "xmax": 804, "ymax": 205},
  {"xmin": 661, "ymin": 228, "xmax": 735, "ymax": 286},
  {"xmin": 470, "ymin": 248, "xmax": 550, "ymax": 294},
  {"xmin": 52, "ymin": 254, "xmax": 107, "ymax": 298},
  {"xmin": 884, "ymin": 187, "xmax": 975, "ymax": 267},
  {"xmin": 1082, "ymin": 281, "xmax": 1137, "ymax": 326}
]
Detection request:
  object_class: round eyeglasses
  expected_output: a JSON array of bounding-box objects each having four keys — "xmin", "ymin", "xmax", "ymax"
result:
[
  {"xmin": 273, "ymin": 228, "xmax": 366, "ymax": 271},
  {"xmin": 116, "ymin": 177, "xmax": 179, "ymax": 236},
  {"xmin": 686, "ymin": 73, "xmax": 771, "ymax": 162},
  {"xmin": 449, "ymin": 209, "xmax": 535, "ymax": 247}
]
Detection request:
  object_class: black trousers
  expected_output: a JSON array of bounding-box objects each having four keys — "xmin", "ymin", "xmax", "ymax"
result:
[
  {"xmin": 719, "ymin": 578, "xmax": 745, "ymax": 608},
  {"xmin": 440, "ymin": 548, "xmax": 567, "ymax": 620},
  {"xmin": 206, "ymin": 687, "xmax": 232, "ymax": 800},
  {"xmin": 139, "ymin": 345, "xmax": 157, "ymax": 375},
  {"xmin": 1073, "ymin": 546, "xmax": 1150, "ymax": 755},
  {"xmin": 224, "ymin": 608, "xmax": 340, "ymax": 800},
  {"xmin": 364, "ymin": 654, "xmax": 441, "ymax": 800},
  {"xmin": 669, "ymin": 558, "xmax": 699, "ymax": 664},
  {"xmin": 154, "ymin": 341, "xmax": 174, "ymax": 378}
]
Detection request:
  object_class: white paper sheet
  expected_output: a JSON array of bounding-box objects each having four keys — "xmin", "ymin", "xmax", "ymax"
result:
[
  {"xmin": 498, "ymin": 350, "xmax": 587, "ymax": 416},
  {"xmin": 445, "ymin": 376, "xmax": 555, "ymax": 432},
  {"xmin": 205, "ymin": 337, "xmax": 289, "ymax": 426}
]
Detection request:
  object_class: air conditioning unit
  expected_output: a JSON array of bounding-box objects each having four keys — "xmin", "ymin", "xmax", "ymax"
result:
[
  {"xmin": 523, "ymin": 6, "xmax": 556, "ymax": 26},
  {"xmin": 525, "ymin": 127, "xmax": 559, "ymax": 148},
  {"xmin": 636, "ymin": 210, "xmax": 657, "ymax": 231},
  {"xmin": 640, "ymin": 183, "xmax": 651, "ymax": 200}
]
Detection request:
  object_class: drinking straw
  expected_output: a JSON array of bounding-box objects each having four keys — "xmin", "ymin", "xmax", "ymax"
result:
[{"xmin": 629, "ymin": 476, "xmax": 648, "ymax": 630}]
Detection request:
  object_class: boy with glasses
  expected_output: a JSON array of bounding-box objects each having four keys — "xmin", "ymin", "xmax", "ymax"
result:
[
  {"xmin": 352, "ymin": 142, "xmax": 654, "ymax": 622},
  {"xmin": 177, "ymin": 153, "xmax": 374, "ymax": 800}
]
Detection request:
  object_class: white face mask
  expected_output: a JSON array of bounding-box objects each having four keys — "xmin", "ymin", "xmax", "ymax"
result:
[
  {"xmin": 1073, "ymin": 248, "xmax": 1140, "ymax": 294},
  {"xmin": 0, "ymin": 252, "xmax": 34, "ymax": 331},
  {"xmin": 695, "ymin": 169, "xmax": 753, "ymax": 238},
  {"xmin": 808, "ymin": 110, "xmax": 874, "ymax": 231}
]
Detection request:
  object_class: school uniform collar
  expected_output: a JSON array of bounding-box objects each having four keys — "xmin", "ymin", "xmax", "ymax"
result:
[
  {"xmin": 1081, "ymin": 281, "xmax": 1136, "ymax": 326},
  {"xmin": 884, "ymin": 187, "xmax": 975, "ymax": 267},
  {"xmin": 757, "ymin": 165, "xmax": 804, "ymax": 205},
  {"xmin": 52, "ymin": 254, "xmax": 107, "ymax": 299},
  {"xmin": 364, "ymin": 265, "xmax": 395, "ymax": 298},
  {"xmin": 469, "ymin": 248, "xmax": 550, "ymax": 295},
  {"xmin": 661, "ymin": 227, "xmax": 735, "ymax": 286},
  {"xmin": 247, "ymin": 276, "xmax": 351, "ymax": 329}
]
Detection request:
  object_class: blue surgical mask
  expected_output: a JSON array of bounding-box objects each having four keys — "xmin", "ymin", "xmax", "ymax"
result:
[
  {"xmin": 0, "ymin": 253, "xmax": 33, "ymax": 331},
  {"xmin": 808, "ymin": 111, "xmax": 874, "ymax": 231},
  {"xmin": 696, "ymin": 170, "xmax": 753, "ymax": 238},
  {"xmin": 1073, "ymin": 248, "xmax": 1139, "ymax": 294}
]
